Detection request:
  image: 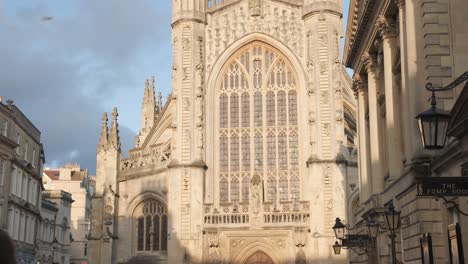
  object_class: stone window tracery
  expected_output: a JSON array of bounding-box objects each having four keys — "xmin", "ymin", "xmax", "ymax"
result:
[
  {"xmin": 134, "ymin": 199, "xmax": 168, "ymax": 252},
  {"xmin": 217, "ymin": 42, "xmax": 300, "ymax": 205}
]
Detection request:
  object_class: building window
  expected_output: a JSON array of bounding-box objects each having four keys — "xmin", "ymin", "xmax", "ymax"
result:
[
  {"xmin": 230, "ymin": 176, "xmax": 240, "ymax": 203},
  {"xmin": 16, "ymin": 169, "xmax": 22, "ymax": 197},
  {"xmin": 1, "ymin": 119, "xmax": 7, "ymax": 136},
  {"xmin": 134, "ymin": 199, "xmax": 168, "ymax": 252},
  {"xmin": 24, "ymin": 141, "xmax": 28, "ymax": 161},
  {"xmin": 217, "ymin": 43, "xmax": 300, "ymax": 205},
  {"xmin": 32, "ymin": 148, "xmax": 36, "ymax": 167},
  {"xmin": 15, "ymin": 133, "xmax": 20, "ymax": 155},
  {"xmin": 61, "ymin": 218, "xmax": 68, "ymax": 244},
  {"xmin": 0, "ymin": 159, "xmax": 4, "ymax": 186}
]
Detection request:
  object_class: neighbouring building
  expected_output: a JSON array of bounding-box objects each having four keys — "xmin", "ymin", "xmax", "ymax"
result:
[
  {"xmin": 41, "ymin": 190, "xmax": 73, "ymax": 264},
  {"xmin": 37, "ymin": 198, "xmax": 59, "ymax": 264},
  {"xmin": 344, "ymin": 0, "xmax": 468, "ymax": 263},
  {"xmin": 44, "ymin": 164, "xmax": 93, "ymax": 264},
  {"xmin": 89, "ymin": 0, "xmax": 358, "ymax": 263},
  {"xmin": 0, "ymin": 98, "xmax": 44, "ymax": 264}
]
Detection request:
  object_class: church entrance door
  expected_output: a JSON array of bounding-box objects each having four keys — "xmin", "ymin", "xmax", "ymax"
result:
[{"xmin": 244, "ymin": 251, "xmax": 274, "ymax": 264}]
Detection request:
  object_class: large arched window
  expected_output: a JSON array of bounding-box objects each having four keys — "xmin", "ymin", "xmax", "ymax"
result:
[
  {"xmin": 134, "ymin": 199, "xmax": 168, "ymax": 252},
  {"xmin": 217, "ymin": 42, "xmax": 300, "ymax": 206}
]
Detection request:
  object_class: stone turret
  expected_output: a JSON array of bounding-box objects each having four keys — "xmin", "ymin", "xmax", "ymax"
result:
[
  {"xmin": 169, "ymin": 0, "xmax": 207, "ymax": 263},
  {"xmin": 108, "ymin": 107, "xmax": 121, "ymax": 150},
  {"xmin": 91, "ymin": 107, "xmax": 121, "ymax": 264},
  {"xmin": 172, "ymin": 0, "xmax": 206, "ymax": 24},
  {"xmin": 142, "ymin": 77, "xmax": 156, "ymax": 131},
  {"xmin": 98, "ymin": 112, "xmax": 108, "ymax": 152}
]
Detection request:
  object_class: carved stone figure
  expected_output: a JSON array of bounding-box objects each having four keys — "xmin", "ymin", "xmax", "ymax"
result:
[{"xmin": 248, "ymin": 0, "xmax": 262, "ymax": 17}]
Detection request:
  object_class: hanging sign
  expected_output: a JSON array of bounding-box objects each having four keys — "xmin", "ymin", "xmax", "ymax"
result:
[{"xmin": 416, "ymin": 177, "xmax": 468, "ymax": 197}]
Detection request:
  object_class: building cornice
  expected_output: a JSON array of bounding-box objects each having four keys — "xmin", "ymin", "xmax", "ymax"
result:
[{"xmin": 344, "ymin": 0, "xmax": 392, "ymax": 71}]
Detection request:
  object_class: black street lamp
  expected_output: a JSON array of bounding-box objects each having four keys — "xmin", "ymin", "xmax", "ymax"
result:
[
  {"xmin": 417, "ymin": 72, "xmax": 468, "ymax": 149},
  {"xmin": 332, "ymin": 217, "xmax": 346, "ymax": 240},
  {"xmin": 333, "ymin": 241, "xmax": 342, "ymax": 255},
  {"xmin": 385, "ymin": 204, "xmax": 401, "ymax": 264},
  {"xmin": 52, "ymin": 237, "xmax": 59, "ymax": 264},
  {"xmin": 366, "ymin": 219, "xmax": 379, "ymax": 239}
]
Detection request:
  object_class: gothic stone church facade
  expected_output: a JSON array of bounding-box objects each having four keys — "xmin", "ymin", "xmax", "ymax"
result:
[{"xmin": 89, "ymin": 0, "xmax": 358, "ymax": 263}]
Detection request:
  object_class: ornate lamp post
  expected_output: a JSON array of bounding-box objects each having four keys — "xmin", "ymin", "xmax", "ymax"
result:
[
  {"xmin": 416, "ymin": 72, "xmax": 468, "ymax": 149},
  {"xmin": 385, "ymin": 204, "xmax": 401, "ymax": 264},
  {"xmin": 332, "ymin": 217, "xmax": 346, "ymax": 240},
  {"xmin": 333, "ymin": 241, "xmax": 342, "ymax": 255},
  {"xmin": 52, "ymin": 237, "xmax": 59, "ymax": 264}
]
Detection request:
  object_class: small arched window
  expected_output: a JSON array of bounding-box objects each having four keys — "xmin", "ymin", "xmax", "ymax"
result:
[{"xmin": 61, "ymin": 218, "xmax": 68, "ymax": 244}]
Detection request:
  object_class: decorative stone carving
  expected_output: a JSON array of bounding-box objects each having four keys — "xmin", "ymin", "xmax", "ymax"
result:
[
  {"xmin": 205, "ymin": 231, "xmax": 220, "ymax": 264},
  {"xmin": 323, "ymin": 123, "xmax": 330, "ymax": 136},
  {"xmin": 182, "ymin": 38, "xmax": 191, "ymax": 51},
  {"xmin": 394, "ymin": 0, "xmax": 405, "ymax": 8},
  {"xmin": 361, "ymin": 52, "xmax": 378, "ymax": 73},
  {"xmin": 308, "ymin": 111, "xmax": 315, "ymax": 124},
  {"xmin": 293, "ymin": 228, "xmax": 307, "ymax": 247},
  {"xmin": 376, "ymin": 15, "xmax": 397, "ymax": 38},
  {"xmin": 320, "ymin": 91, "xmax": 329, "ymax": 104},
  {"xmin": 205, "ymin": 3, "xmax": 304, "ymax": 70},
  {"xmin": 248, "ymin": 0, "xmax": 262, "ymax": 17},
  {"xmin": 183, "ymin": 98, "xmax": 191, "ymax": 111},
  {"xmin": 319, "ymin": 62, "xmax": 327, "ymax": 75}
]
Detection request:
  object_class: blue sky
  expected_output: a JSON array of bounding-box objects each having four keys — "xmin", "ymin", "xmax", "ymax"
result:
[{"xmin": 0, "ymin": 0, "xmax": 350, "ymax": 174}]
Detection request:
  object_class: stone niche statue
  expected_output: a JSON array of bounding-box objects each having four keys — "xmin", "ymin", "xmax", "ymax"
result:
[{"xmin": 249, "ymin": 0, "xmax": 262, "ymax": 17}]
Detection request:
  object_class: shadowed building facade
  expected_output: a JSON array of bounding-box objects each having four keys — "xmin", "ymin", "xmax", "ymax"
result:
[
  {"xmin": 89, "ymin": 0, "xmax": 358, "ymax": 263},
  {"xmin": 344, "ymin": 0, "xmax": 468, "ymax": 263}
]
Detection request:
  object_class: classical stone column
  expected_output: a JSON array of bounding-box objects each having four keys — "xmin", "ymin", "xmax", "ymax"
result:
[
  {"xmin": 362, "ymin": 53, "xmax": 385, "ymax": 194},
  {"xmin": 376, "ymin": 16, "xmax": 404, "ymax": 179},
  {"xmin": 353, "ymin": 75, "xmax": 372, "ymax": 202},
  {"xmin": 394, "ymin": 0, "xmax": 413, "ymax": 165}
]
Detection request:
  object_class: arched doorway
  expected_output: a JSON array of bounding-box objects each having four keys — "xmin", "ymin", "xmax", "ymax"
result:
[{"xmin": 244, "ymin": 251, "xmax": 274, "ymax": 264}]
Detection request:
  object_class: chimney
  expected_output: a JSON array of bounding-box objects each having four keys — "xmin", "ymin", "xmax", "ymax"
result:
[{"xmin": 59, "ymin": 166, "xmax": 72, "ymax": 181}]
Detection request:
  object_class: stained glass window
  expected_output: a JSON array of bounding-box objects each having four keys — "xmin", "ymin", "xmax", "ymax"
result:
[
  {"xmin": 145, "ymin": 216, "xmax": 151, "ymax": 250},
  {"xmin": 254, "ymin": 133, "xmax": 263, "ymax": 170},
  {"xmin": 289, "ymin": 131, "xmax": 299, "ymax": 168},
  {"xmin": 277, "ymin": 91, "xmax": 287, "ymax": 126},
  {"xmin": 161, "ymin": 215, "xmax": 168, "ymax": 251},
  {"xmin": 230, "ymin": 94, "xmax": 239, "ymax": 128},
  {"xmin": 137, "ymin": 217, "xmax": 144, "ymax": 251},
  {"xmin": 254, "ymin": 92, "xmax": 262, "ymax": 127},
  {"xmin": 220, "ymin": 94, "xmax": 228, "ymax": 128},
  {"xmin": 288, "ymin": 90, "xmax": 297, "ymax": 125},
  {"xmin": 231, "ymin": 134, "xmax": 239, "ymax": 171},
  {"xmin": 266, "ymin": 91, "xmax": 276, "ymax": 126},
  {"xmin": 279, "ymin": 176, "xmax": 288, "ymax": 201},
  {"xmin": 242, "ymin": 134, "xmax": 250, "ymax": 170},
  {"xmin": 242, "ymin": 176, "xmax": 250, "ymax": 202},
  {"xmin": 220, "ymin": 135, "xmax": 228, "ymax": 172},
  {"xmin": 241, "ymin": 93, "xmax": 250, "ymax": 127},
  {"xmin": 134, "ymin": 200, "xmax": 167, "ymax": 252},
  {"xmin": 217, "ymin": 43, "xmax": 300, "ymax": 205},
  {"xmin": 290, "ymin": 176, "xmax": 300, "ymax": 201},
  {"xmin": 267, "ymin": 132, "xmax": 276, "ymax": 169},
  {"xmin": 268, "ymin": 176, "xmax": 277, "ymax": 203},
  {"xmin": 220, "ymin": 177, "xmax": 229, "ymax": 203},
  {"xmin": 278, "ymin": 132, "xmax": 288, "ymax": 170},
  {"xmin": 231, "ymin": 177, "xmax": 240, "ymax": 203},
  {"xmin": 152, "ymin": 215, "xmax": 160, "ymax": 251}
]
